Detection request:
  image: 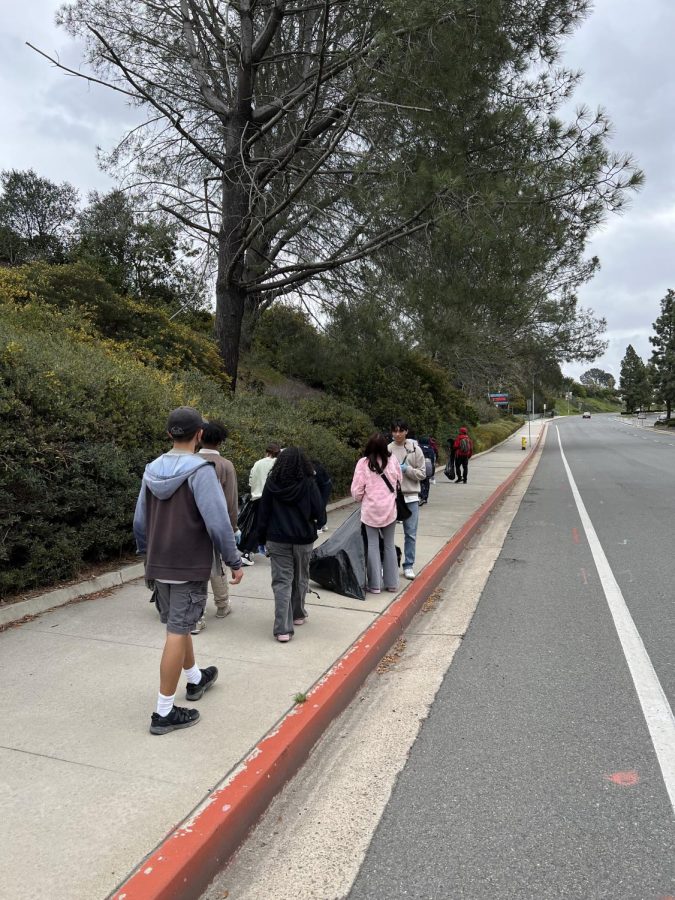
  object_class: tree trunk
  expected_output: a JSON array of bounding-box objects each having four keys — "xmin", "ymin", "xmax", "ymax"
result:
[
  {"xmin": 214, "ymin": 175, "xmax": 249, "ymax": 392},
  {"xmin": 214, "ymin": 115, "xmax": 251, "ymax": 393},
  {"xmin": 214, "ymin": 271, "xmax": 246, "ymax": 392}
]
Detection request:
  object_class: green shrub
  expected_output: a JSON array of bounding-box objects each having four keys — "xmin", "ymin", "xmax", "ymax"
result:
[
  {"xmin": 251, "ymin": 305, "xmax": 480, "ymax": 436},
  {"xmin": 2, "ymin": 262, "xmax": 228, "ymax": 386}
]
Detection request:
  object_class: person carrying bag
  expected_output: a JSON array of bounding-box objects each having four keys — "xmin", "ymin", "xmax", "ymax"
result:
[{"xmin": 351, "ymin": 434, "xmax": 403, "ymax": 594}]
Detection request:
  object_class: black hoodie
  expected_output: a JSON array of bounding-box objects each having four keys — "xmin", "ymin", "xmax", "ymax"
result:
[{"xmin": 257, "ymin": 476, "xmax": 327, "ymax": 545}]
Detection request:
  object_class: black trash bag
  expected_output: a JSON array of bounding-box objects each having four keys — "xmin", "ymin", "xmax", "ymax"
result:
[
  {"xmin": 237, "ymin": 494, "xmax": 260, "ymax": 554},
  {"xmin": 309, "ymin": 509, "xmax": 366, "ymax": 600}
]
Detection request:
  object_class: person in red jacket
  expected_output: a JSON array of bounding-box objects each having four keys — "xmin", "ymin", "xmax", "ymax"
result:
[{"xmin": 453, "ymin": 427, "xmax": 474, "ymax": 484}]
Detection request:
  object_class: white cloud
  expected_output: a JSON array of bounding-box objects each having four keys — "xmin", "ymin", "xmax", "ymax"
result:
[{"xmin": 0, "ymin": 0, "xmax": 138, "ymax": 193}]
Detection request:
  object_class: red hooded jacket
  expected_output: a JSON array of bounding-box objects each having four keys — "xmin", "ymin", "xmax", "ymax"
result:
[{"xmin": 453, "ymin": 428, "xmax": 473, "ymax": 458}]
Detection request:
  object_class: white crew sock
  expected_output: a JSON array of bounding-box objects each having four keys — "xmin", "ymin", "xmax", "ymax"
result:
[
  {"xmin": 184, "ymin": 664, "xmax": 202, "ymax": 685},
  {"xmin": 156, "ymin": 692, "xmax": 175, "ymax": 717}
]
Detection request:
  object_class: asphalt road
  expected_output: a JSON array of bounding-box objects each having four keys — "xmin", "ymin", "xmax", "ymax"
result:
[{"xmin": 349, "ymin": 415, "xmax": 675, "ymax": 900}]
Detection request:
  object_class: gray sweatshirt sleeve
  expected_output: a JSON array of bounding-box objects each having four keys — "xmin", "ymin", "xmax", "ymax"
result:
[
  {"xmin": 190, "ymin": 466, "xmax": 242, "ymax": 569},
  {"xmin": 133, "ymin": 482, "xmax": 147, "ymax": 554}
]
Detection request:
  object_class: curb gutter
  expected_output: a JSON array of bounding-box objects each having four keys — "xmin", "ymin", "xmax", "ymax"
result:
[{"xmin": 110, "ymin": 425, "xmax": 547, "ymax": 900}]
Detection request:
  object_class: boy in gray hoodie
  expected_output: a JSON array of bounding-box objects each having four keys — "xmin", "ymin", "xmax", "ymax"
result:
[{"xmin": 134, "ymin": 407, "xmax": 243, "ymax": 734}]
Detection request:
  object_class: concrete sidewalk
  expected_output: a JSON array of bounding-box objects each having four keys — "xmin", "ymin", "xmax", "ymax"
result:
[{"xmin": 0, "ymin": 421, "xmax": 545, "ymax": 900}]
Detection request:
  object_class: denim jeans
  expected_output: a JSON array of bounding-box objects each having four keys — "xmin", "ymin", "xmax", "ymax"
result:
[{"xmin": 402, "ymin": 499, "xmax": 419, "ymax": 568}]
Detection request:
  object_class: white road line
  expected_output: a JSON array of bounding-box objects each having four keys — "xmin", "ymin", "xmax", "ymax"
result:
[{"xmin": 555, "ymin": 426, "xmax": 675, "ymax": 814}]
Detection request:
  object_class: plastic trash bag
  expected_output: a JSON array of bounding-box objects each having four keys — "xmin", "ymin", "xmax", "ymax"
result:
[
  {"xmin": 237, "ymin": 494, "xmax": 260, "ymax": 554},
  {"xmin": 309, "ymin": 509, "xmax": 366, "ymax": 600}
]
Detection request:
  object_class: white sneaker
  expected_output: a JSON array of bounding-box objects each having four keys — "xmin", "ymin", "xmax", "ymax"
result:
[
  {"xmin": 403, "ymin": 567, "xmax": 415, "ymax": 580},
  {"xmin": 190, "ymin": 616, "xmax": 206, "ymax": 635},
  {"xmin": 240, "ymin": 554, "xmax": 254, "ymax": 566}
]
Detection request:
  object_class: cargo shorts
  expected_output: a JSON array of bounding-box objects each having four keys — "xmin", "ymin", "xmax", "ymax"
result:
[{"xmin": 155, "ymin": 581, "xmax": 208, "ymax": 635}]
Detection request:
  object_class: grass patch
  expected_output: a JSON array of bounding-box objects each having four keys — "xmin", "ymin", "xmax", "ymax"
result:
[
  {"xmin": 473, "ymin": 415, "xmax": 524, "ymax": 453},
  {"xmin": 552, "ymin": 395, "xmax": 622, "ymax": 416}
]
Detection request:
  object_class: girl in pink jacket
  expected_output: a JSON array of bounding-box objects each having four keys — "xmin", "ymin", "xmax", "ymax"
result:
[{"xmin": 350, "ymin": 433, "xmax": 402, "ymax": 594}]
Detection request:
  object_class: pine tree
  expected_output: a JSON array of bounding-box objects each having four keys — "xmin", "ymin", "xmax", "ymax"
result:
[
  {"xmin": 619, "ymin": 344, "xmax": 651, "ymax": 413},
  {"xmin": 649, "ymin": 289, "xmax": 675, "ymax": 420}
]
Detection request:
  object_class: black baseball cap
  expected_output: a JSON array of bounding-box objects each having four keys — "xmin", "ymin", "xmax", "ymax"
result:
[{"xmin": 166, "ymin": 406, "xmax": 207, "ymax": 438}]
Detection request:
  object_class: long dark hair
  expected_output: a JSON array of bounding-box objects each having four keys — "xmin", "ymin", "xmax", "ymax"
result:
[
  {"xmin": 267, "ymin": 446, "xmax": 314, "ymax": 485},
  {"xmin": 364, "ymin": 433, "xmax": 390, "ymax": 473}
]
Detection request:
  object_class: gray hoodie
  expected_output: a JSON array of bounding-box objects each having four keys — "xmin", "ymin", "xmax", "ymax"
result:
[{"xmin": 133, "ymin": 450, "xmax": 241, "ymax": 571}]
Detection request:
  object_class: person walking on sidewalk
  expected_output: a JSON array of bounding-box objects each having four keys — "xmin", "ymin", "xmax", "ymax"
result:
[
  {"xmin": 240, "ymin": 442, "xmax": 281, "ymax": 563},
  {"xmin": 445, "ymin": 430, "xmax": 458, "ymax": 481},
  {"xmin": 191, "ymin": 420, "xmax": 239, "ymax": 634},
  {"xmin": 133, "ymin": 407, "xmax": 244, "ymax": 735},
  {"xmin": 257, "ymin": 447, "xmax": 327, "ymax": 642},
  {"xmin": 418, "ymin": 436, "xmax": 436, "ymax": 505},
  {"xmin": 388, "ymin": 419, "xmax": 426, "ymax": 580},
  {"xmin": 351, "ymin": 433, "xmax": 402, "ymax": 594},
  {"xmin": 453, "ymin": 427, "xmax": 474, "ymax": 484}
]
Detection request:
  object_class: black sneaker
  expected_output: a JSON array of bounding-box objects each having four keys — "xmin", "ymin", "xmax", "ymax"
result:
[
  {"xmin": 186, "ymin": 666, "xmax": 219, "ymax": 701},
  {"xmin": 149, "ymin": 705, "xmax": 200, "ymax": 735}
]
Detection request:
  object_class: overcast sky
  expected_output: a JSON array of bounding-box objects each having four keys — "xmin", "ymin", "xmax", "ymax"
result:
[{"xmin": 0, "ymin": 0, "xmax": 672, "ymax": 384}]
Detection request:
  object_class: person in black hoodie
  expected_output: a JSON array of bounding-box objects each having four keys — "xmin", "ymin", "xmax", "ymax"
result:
[{"xmin": 257, "ymin": 447, "xmax": 327, "ymax": 642}]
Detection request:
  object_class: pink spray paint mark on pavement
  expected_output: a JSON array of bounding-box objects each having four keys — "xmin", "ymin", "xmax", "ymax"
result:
[
  {"xmin": 572, "ymin": 527, "xmax": 581, "ymax": 544},
  {"xmin": 604, "ymin": 770, "xmax": 640, "ymax": 786}
]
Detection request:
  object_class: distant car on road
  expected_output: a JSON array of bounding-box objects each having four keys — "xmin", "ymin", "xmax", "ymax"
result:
[
  {"xmin": 656, "ymin": 414, "xmax": 670, "ymax": 424},
  {"xmin": 582, "ymin": 411, "xmax": 591, "ymax": 419}
]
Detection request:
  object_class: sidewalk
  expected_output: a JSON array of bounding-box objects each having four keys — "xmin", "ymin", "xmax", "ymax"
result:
[{"xmin": 0, "ymin": 420, "xmax": 545, "ymax": 900}]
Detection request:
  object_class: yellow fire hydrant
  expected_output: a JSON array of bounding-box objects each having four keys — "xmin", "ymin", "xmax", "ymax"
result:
[{"xmin": 521, "ymin": 436, "xmax": 527, "ymax": 450}]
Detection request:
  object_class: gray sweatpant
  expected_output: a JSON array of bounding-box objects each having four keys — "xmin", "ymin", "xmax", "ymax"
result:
[
  {"xmin": 266, "ymin": 541, "xmax": 314, "ymax": 636},
  {"xmin": 364, "ymin": 522, "xmax": 398, "ymax": 591}
]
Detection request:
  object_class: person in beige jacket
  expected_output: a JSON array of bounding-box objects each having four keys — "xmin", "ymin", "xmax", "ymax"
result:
[
  {"xmin": 192, "ymin": 420, "xmax": 239, "ymax": 632},
  {"xmin": 387, "ymin": 419, "xmax": 426, "ymax": 580}
]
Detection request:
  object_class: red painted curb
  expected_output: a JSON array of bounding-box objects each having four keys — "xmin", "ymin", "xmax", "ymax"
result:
[{"xmin": 111, "ymin": 427, "xmax": 546, "ymax": 900}]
